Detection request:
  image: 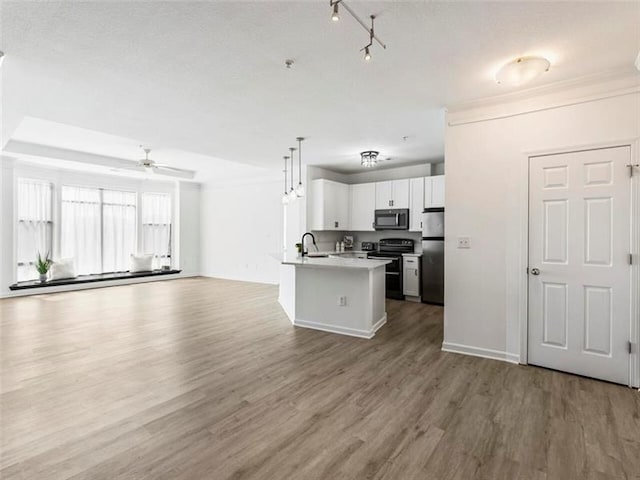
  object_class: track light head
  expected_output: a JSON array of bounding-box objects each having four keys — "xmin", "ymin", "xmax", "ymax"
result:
[
  {"xmin": 364, "ymin": 46, "xmax": 371, "ymax": 61},
  {"xmin": 331, "ymin": 2, "xmax": 339, "ymax": 21}
]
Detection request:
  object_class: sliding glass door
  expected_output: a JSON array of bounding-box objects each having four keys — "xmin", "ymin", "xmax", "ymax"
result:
[{"xmin": 61, "ymin": 186, "xmax": 137, "ymax": 274}]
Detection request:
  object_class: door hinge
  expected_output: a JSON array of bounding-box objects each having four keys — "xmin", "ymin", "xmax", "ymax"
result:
[
  {"xmin": 630, "ymin": 253, "xmax": 634, "ymax": 265},
  {"xmin": 627, "ymin": 164, "xmax": 639, "ymax": 177},
  {"xmin": 629, "ymin": 341, "xmax": 634, "ymax": 354},
  {"xmin": 526, "ymin": 267, "xmax": 529, "ymax": 274}
]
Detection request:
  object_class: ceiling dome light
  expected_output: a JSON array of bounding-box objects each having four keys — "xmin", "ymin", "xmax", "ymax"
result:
[
  {"xmin": 360, "ymin": 150, "xmax": 379, "ymax": 168},
  {"xmin": 495, "ymin": 56, "xmax": 550, "ymax": 86}
]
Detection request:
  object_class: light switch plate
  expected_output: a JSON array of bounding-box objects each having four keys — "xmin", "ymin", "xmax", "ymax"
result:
[{"xmin": 457, "ymin": 237, "xmax": 470, "ymax": 249}]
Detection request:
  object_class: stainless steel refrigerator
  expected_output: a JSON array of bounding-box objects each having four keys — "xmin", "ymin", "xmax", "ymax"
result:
[{"xmin": 421, "ymin": 208, "xmax": 444, "ymax": 305}]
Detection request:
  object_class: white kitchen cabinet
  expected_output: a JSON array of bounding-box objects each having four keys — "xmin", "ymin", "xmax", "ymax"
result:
[
  {"xmin": 375, "ymin": 179, "xmax": 410, "ymax": 209},
  {"xmin": 409, "ymin": 177, "xmax": 424, "ymax": 232},
  {"xmin": 424, "ymin": 175, "xmax": 445, "ymax": 208},
  {"xmin": 311, "ymin": 179, "xmax": 349, "ymax": 230},
  {"xmin": 349, "ymin": 183, "xmax": 376, "ymax": 231},
  {"xmin": 403, "ymin": 255, "xmax": 421, "ymax": 298}
]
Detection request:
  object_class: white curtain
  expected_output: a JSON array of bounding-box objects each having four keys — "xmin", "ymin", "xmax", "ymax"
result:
[
  {"xmin": 61, "ymin": 186, "xmax": 102, "ymax": 275},
  {"xmin": 16, "ymin": 179, "xmax": 53, "ymax": 281},
  {"xmin": 102, "ymin": 190, "xmax": 137, "ymax": 272},
  {"xmin": 142, "ymin": 193, "xmax": 172, "ymax": 269}
]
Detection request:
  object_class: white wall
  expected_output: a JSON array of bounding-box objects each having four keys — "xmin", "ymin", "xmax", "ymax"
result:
[
  {"xmin": 176, "ymin": 181, "xmax": 201, "ymax": 276},
  {"xmin": 444, "ymin": 74, "xmax": 640, "ymax": 362},
  {"xmin": 200, "ymin": 179, "xmax": 283, "ymax": 284}
]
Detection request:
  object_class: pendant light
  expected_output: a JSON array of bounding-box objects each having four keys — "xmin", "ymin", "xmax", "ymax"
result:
[
  {"xmin": 288, "ymin": 147, "xmax": 297, "ymax": 201},
  {"xmin": 295, "ymin": 137, "xmax": 305, "ymax": 197},
  {"xmin": 282, "ymin": 156, "xmax": 290, "ymax": 205}
]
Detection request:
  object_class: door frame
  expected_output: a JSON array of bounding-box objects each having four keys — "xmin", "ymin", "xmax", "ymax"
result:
[{"xmin": 517, "ymin": 138, "xmax": 640, "ymax": 388}]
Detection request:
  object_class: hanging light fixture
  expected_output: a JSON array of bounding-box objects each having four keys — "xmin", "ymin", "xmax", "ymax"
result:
[
  {"xmin": 295, "ymin": 137, "xmax": 305, "ymax": 197},
  {"xmin": 360, "ymin": 150, "xmax": 379, "ymax": 168},
  {"xmin": 282, "ymin": 156, "xmax": 290, "ymax": 205},
  {"xmin": 288, "ymin": 147, "xmax": 297, "ymax": 201}
]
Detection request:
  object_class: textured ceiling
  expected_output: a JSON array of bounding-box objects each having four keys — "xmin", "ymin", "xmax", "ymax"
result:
[{"xmin": 1, "ymin": 1, "xmax": 639, "ymax": 174}]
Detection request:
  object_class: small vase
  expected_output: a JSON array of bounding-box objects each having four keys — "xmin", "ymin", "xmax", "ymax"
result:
[{"xmin": 39, "ymin": 273, "xmax": 47, "ymax": 283}]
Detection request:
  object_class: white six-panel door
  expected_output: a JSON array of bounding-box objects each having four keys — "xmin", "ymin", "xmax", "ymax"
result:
[{"xmin": 528, "ymin": 146, "xmax": 632, "ymax": 385}]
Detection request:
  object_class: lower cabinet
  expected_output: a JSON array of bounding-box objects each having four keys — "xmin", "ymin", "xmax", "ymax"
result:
[{"xmin": 403, "ymin": 255, "xmax": 421, "ymax": 298}]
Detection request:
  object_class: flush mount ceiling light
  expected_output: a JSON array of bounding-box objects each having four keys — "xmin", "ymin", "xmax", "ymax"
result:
[
  {"xmin": 495, "ymin": 56, "xmax": 550, "ymax": 86},
  {"xmin": 329, "ymin": 1, "xmax": 386, "ymax": 60},
  {"xmin": 360, "ymin": 150, "xmax": 379, "ymax": 168}
]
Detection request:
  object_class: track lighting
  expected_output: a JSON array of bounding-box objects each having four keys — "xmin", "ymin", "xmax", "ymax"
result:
[
  {"xmin": 364, "ymin": 46, "xmax": 371, "ymax": 61},
  {"xmin": 329, "ymin": 1, "xmax": 386, "ymax": 60},
  {"xmin": 331, "ymin": 2, "xmax": 340, "ymax": 21}
]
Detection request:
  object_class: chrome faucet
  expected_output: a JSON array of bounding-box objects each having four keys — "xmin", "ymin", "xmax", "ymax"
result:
[{"xmin": 300, "ymin": 232, "xmax": 318, "ymax": 257}]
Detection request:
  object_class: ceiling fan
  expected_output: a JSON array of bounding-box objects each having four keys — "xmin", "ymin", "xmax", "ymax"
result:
[{"xmin": 136, "ymin": 147, "xmax": 195, "ymax": 179}]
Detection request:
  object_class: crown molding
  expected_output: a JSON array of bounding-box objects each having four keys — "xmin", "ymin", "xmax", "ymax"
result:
[{"xmin": 447, "ymin": 68, "xmax": 640, "ymax": 126}]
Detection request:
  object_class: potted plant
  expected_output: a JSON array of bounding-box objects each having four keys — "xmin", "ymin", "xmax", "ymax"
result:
[{"xmin": 35, "ymin": 251, "xmax": 52, "ymax": 283}]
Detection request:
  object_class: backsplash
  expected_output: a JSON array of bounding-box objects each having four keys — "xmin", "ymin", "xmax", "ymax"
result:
[{"xmin": 311, "ymin": 230, "xmax": 422, "ymax": 253}]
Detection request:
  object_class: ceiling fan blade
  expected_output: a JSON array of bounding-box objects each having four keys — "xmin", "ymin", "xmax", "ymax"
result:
[{"xmin": 151, "ymin": 165, "xmax": 195, "ymax": 180}]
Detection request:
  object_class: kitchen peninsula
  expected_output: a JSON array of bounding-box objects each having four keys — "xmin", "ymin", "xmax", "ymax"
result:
[{"xmin": 279, "ymin": 254, "xmax": 391, "ymax": 338}]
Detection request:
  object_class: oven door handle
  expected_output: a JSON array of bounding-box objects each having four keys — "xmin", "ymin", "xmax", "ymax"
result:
[
  {"xmin": 385, "ymin": 272, "xmax": 400, "ymax": 276},
  {"xmin": 370, "ymin": 256, "xmax": 398, "ymax": 261}
]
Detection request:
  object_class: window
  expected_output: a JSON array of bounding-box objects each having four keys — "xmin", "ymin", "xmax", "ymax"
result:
[
  {"xmin": 142, "ymin": 193, "xmax": 172, "ymax": 269},
  {"xmin": 61, "ymin": 186, "xmax": 137, "ymax": 274},
  {"xmin": 16, "ymin": 179, "xmax": 53, "ymax": 281}
]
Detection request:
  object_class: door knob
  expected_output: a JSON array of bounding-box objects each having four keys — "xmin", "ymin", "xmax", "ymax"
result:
[{"xmin": 530, "ymin": 268, "xmax": 540, "ymax": 276}]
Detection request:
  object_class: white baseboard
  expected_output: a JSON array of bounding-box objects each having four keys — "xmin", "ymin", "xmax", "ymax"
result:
[
  {"xmin": 294, "ymin": 314, "xmax": 387, "ymax": 339},
  {"xmin": 0, "ymin": 272, "xmax": 200, "ymax": 298},
  {"xmin": 442, "ymin": 341, "xmax": 520, "ymax": 364}
]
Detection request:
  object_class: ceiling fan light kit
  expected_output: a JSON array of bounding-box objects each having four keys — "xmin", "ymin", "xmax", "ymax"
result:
[
  {"xmin": 329, "ymin": 1, "xmax": 386, "ymax": 61},
  {"xmin": 136, "ymin": 146, "xmax": 195, "ymax": 179}
]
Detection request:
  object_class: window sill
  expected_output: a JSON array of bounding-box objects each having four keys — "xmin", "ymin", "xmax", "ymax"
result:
[{"xmin": 9, "ymin": 269, "xmax": 182, "ymax": 291}]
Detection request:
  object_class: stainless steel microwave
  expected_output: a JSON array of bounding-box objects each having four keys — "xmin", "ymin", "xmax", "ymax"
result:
[{"xmin": 374, "ymin": 209, "xmax": 409, "ymax": 230}]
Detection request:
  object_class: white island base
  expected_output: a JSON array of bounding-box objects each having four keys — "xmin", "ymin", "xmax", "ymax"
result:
[{"xmin": 279, "ymin": 257, "xmax": 390, "ymax": 339}]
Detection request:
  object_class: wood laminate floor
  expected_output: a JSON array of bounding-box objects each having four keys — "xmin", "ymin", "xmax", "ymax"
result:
[{"xmin": 1, "ymin": 277, "xmax": 638, "ymax": 480}]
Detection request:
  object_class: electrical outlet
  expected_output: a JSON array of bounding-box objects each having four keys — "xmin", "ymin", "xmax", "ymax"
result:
[
  {"xmin": 338, "ymin": 296, "xmax": 347, "ymax": 306},
  {"xmin": 457, "ymin": 237, "xmax": 470, "ymax": 249}
]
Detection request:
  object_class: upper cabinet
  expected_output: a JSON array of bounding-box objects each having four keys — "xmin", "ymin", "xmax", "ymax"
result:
[
  {"xmin": 311, "ymin": 179, "xmax": 350, "ymax": 231},
  {"xmin": 349, "ymin": 183, "xmax": 376, "ymax": 231},
  {"xmin": 375, "ymin": 179, "xmax": 409, "ymax": 209},
  {"xmin": 409, "ymin": 177, "xmax": 424, "ymax": 232},
  {"xmin": 424, "ymin": 175, "xmax": 445, "ymax": 208}
]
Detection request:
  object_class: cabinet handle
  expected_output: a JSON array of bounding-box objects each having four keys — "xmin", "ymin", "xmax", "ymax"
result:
[
  {"xmin": 415, "ymin": 269, "xmax": 418, "ymax": 276},
  {"xmin": 335, "ymin": 221, "xmax": 339, "ymax": 228}
]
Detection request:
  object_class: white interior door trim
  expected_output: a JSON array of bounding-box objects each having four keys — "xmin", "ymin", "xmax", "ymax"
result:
[{"xmin": 516, "ymin": 138, "xmax": 640, "ymax": 388}]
